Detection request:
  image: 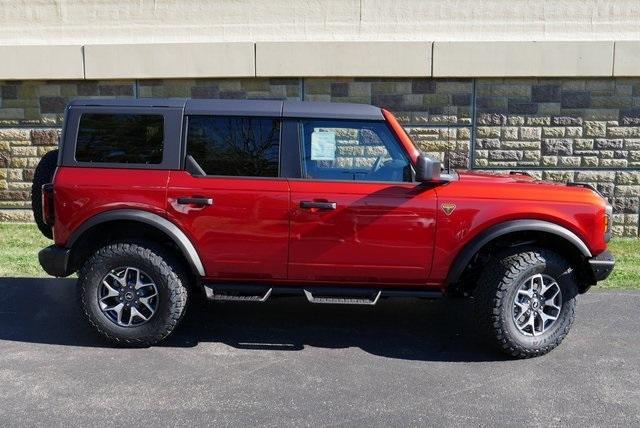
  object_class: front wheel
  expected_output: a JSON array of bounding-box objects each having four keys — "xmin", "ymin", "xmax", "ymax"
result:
[
  {"xmin": 474, "ymin": 247, "xmax": 578, "ymax": 358},
  {"xmin": 78, "ymin": 241, "xmax": 189, "ymax": 346}
]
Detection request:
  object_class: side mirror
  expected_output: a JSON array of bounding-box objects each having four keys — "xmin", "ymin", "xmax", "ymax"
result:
[{"xmin": 415, "ymin": 155, "xmax": 441, "ymax": 182}]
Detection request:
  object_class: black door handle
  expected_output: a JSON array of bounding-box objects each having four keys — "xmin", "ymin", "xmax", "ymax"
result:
[
  {"xmin": 177, "ymin": 197, "xmax": 214, "ymax": 206},
  {"xmin": 300, "ymin": 201, "xmax": 337, "ymax": 210}
]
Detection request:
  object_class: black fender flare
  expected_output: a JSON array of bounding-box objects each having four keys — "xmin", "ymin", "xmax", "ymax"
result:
[
  {"xmin": 68, "ymin": 209, "xmax": 206, "ymax": 277},
  {"xmin": 446, "ymin": 219, "xmax": 592, "ymax": 284}
]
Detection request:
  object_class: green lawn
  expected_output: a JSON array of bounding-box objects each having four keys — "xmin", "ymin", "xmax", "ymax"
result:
[
  {"xmin": 0, "ymin": 223, "xmax": 53, "ymax": 277},
  {"xmin": 0, "ymin": 223, "xmax": 637, "ymax": 289}
]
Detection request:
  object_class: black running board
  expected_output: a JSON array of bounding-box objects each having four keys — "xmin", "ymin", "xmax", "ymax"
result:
[{"xmin": 202, "ymin": 284, "xmax": 441, "ymax": 305}]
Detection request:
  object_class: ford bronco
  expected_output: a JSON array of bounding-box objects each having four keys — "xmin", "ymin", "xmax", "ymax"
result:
[{"xmin": 32, "ymin": 98, "xmax": 615, "ymax": 358}]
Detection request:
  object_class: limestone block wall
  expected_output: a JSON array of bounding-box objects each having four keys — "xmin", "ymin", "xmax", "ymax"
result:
[{"xmin": 1, "ymin": 77, "xmax": 638, "ymax": 236}]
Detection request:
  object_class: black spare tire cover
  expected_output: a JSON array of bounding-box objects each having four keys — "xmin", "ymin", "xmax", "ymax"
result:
[{"xmin": 31, "ymin": 149, "xmax": 59, "ymax": 239}]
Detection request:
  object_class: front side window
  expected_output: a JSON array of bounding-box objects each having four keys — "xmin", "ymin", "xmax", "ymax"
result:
[
  {"xmin": 75, "ymin": 113, "xmax": 164, "ymax": 164},
  {"xmin": 300, "ymin": 120, "xmax": 411, "ymax": 182},
  {"xmin": 187, "ymin": 116, "xmax": 280, "ymax": 177}
]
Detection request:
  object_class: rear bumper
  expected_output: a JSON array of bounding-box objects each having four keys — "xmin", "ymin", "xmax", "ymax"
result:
[
  {"xmin": 588, "ymin": 250, "xmax": 615, "ymax": 282},
  {"xmin": 38, "ymin": 245, "xmax": 72, "ymax": 277}
]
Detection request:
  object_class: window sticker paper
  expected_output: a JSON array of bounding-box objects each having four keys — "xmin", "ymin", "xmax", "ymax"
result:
[{"xmin": 310, "ymin": 131, "xmax": 337, "ymax": 161}]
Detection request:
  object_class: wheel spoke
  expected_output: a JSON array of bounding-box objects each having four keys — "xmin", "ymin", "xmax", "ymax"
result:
[
  {"xmin": 106, "ymin": 272, "xmax": 125, "ymax": 287},
  {"xmin": 517, "ymin": 289, "xmax": 533, "ymax": 298},
  {"xmin": 517, "ymin": 310, "xmax": 530, "ymax": 325},
  {"xmin": 139, "ymin": 296, "xmax": 155, "ymax": 313},
  {"xmin": 540, "ymin": 279, "xmax": 557, "ymax": 296},
  {"xmin": 539, "ymin": 311, "xmax": 558, "ymax": 327},
  {"xmin": 125, "ymin": 267, "xmax": 139, "ymax": 286},
  {"xmin": 514, "ymin": 301, "xmax": 529, "ymax": 320},
  {"xmin": 130, "ymin": 306, "xmax": 148, "ymax": 322},
  {"xmin": 135, "ymin": 282, "xmax": 156, "ymax": 291},
  {"xmin": 101, "ymin": 302, "xmax": 124, "ymax": 322},
  {"xmin": 530, "ymin": 274, "xmax": 544, "ymax": 292},
  {"xmin": 525, "ymin": 312, "xmax": 538, "ymax": 335},
  {"xmin": 101, "ymin": 280, "xmax": 120, "ymax": 298},
  {"xmin": 545, "ymin": 298, "xmax": 561, "ymax": 311}
]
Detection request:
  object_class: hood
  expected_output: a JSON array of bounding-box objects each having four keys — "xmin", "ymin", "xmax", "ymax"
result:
[
  {"xmin": 453, "ymin": 170, "xmax": 608, "ymax": 203},
  {"xmin": 456, "ymin": 170, "xmax": 540, "ymax": 184}
]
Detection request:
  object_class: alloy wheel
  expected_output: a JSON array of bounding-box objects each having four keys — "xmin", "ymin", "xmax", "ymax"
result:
[
  {"xmin": 512, "ymin": 273, "xmax": 562, "ymax": 337},
  {"xmin": 98, "ymin": 267, "xmax": 159, "ymax": 327}
]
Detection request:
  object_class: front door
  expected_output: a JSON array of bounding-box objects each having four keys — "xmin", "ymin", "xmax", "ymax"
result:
[
  {"xmin": 166, "ymin": 115, "xmax": 290, "ymax": 280},
  {"xmin": 288, "ymin": 119, "xmax": 437, "ymax": 285}
]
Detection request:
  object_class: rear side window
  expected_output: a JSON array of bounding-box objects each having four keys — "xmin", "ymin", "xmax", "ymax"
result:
[
  {"xmin": 75, "ymin": 113, "xmax": 164, "ymax": 164},
  {"xmin": 186, "ymin": 116, "xmax": 280, "ymax": 177}
]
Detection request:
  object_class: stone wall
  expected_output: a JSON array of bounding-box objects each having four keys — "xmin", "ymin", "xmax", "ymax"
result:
[{"xmin": 1, "ymin": 77, "xmax": 638, "ymax": 236}]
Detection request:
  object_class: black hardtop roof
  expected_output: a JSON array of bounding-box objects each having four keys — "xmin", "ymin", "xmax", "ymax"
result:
[{"xmin": 68, "ymin": 98, "xmax": 384, "ymax": 121}]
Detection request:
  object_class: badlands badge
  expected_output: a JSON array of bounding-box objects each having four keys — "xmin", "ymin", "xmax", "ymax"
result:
[{"xmin": 441, "ymin": 203, "xmax": 456, "ymax": 216}]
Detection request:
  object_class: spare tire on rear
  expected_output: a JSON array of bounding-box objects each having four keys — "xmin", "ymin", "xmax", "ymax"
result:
[{"xmin": 31, "ymin": 149, "xmax": 59, "ymax": 239}]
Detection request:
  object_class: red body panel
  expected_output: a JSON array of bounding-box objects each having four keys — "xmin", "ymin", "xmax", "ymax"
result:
[
  {"xmin": 53, "ymin": 167, "xmax": 169, "ymax": 247},
  {"xmin": 166, "ymin": 171, "xmax": 290, "ymax": 280},
  {"xmin": 288, "ymin": 180, "xmax": 437, "ymax": 285},
  {"xmin": 429, "ymin": 171, "xmax": 608, "ymax": 283}
]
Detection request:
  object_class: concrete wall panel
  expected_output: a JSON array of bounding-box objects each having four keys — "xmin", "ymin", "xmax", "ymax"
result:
[
  {"xmin": 84, "ymin": 43, "xmax": 255, "ymax": 79},
  {"xmin": 256, "ymin": 42, "xmax": 431, "ymax": 77},
  {"xmin": 0, "ymin": 45, "xmax": 84, "ymax": 80},
  {"xmin": 433, "ymin": 42, "xmax": 614, "ymax": 77},
  {"xmin": 614, "ymin": 42, "xmax": 640, "ymax": 76}
]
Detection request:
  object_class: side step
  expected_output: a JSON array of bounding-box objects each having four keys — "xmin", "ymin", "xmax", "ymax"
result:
[
  {"xmin": 203, "ymin": 284, "xmax": 272, "ymax": 302},
  {"xmin": 303, "ymin": 289, "xmax": 381, "ymax": 305},
  {"xmin": 202, "ymin": 284, "xmax": 442, "ymax": 305}
]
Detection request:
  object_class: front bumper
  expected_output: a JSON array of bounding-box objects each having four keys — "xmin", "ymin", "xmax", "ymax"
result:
[
  {"xmin": 588, "ymin": 250, "xmax": 615, "ymax": 282},
  {"xmin": 38, "ymin": 245, "xmax": 72, "ymax": 277}
]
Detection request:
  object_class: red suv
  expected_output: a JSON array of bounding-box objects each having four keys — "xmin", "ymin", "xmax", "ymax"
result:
[{"xmin": 32, "ymin": 98, "xmax": 614, "ymax": 358}]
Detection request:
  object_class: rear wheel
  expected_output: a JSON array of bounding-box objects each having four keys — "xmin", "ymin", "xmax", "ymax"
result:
[
  {"xmin": 474, "ymin": 247, "xmax": 578, "ymax": 358},
  {"xmin": 31, "ymin": 149, "xmax": 59, "ymax": 239},
  {"xmin": 78, "ymin": 241, "xmax": 189, "ymax": 346}
]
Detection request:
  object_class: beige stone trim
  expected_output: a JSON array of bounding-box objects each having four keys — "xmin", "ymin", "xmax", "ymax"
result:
[
  {"xmin": 0, "ymin": 45, "xmax": 84, "ymax": 80},
  {"xmin": 433, "ymin": 41, "xmax": 614, "ymax": 77},
  {"xmin": 613, "ymin": 41, "xmax": 640, "ymax": 76},
  {"xmin": 4, "ymin": 41, "xmax": 640, "ymax": 80},
  {"xmin": 256, "ymin": 42, "xmax": 432, "ymax": 77},
  {"xmin": 83, "ymin": 43, "xmax": 255, "ymax": 79}
]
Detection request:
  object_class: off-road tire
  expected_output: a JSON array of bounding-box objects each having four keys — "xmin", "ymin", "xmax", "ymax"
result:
[
  {"xmin": 474, "ymin": 247, "xmax": 578, "ymax": 358},
  {"xmin": 31, "ymin": 149, "xmax": 59, "ymax": 239},
  {"xmin": 78, "ymin": 241, "xmax": 189, "ymax": 346}
]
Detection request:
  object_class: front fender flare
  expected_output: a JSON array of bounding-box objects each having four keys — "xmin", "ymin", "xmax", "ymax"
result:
[
  {"xmin": 68, "ymin": 209, "xmax": 206, "ymax": 277},
  {"xmin": 446, "ymin": 219, "xmax": 592, "ymax": 285}
]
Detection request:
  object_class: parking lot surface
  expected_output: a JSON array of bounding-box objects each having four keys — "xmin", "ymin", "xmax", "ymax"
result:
[{"xmin": 0, "ymin": 278, "xmax": 638, "ymax": 426}]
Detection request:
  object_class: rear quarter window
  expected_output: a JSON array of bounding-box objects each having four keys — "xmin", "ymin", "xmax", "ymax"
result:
[
  {"xmin": 186, "ymin": 116, "xmax": 280, "ymax": 177},
  {"xmin": 75, "ymin": 113, "xmax": 164, "ymax": 164}
]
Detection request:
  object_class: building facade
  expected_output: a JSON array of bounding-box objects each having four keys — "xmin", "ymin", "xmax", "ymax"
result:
[{"xmin": 1, "ymin": 1, "xmax": 639, "ymax": 236}]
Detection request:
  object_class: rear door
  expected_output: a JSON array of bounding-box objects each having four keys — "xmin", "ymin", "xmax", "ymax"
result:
[
  {"xmin": 287, "ymin": 119, "xmax": 438, "ymax": 285},
  {"xmin": 166, "ymin": 115, "xmax": 290, "ymax": 280}
]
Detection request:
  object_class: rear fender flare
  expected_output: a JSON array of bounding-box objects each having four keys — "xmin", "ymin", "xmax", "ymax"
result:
[
  {"xmin": 68, "ymin": 209, "xmax": 205, "ymax": 277},
  {"xmin": 446, "ymin": 219, "xmax": 592, "ymax": 285}
]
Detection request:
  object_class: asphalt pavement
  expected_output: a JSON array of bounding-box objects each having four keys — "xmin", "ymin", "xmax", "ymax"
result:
[{"xmin": 0, "ymin": 277, "xmax": 638, "ymax": 426}]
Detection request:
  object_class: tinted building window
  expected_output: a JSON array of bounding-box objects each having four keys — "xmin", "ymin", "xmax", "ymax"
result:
[
  {"xmin": 75, "ymin": 113, "xmax": 164, "ymax": 164},
  {"xmin": 187, "ymin": 116, "xmax": 280, "ymax": 177}
]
